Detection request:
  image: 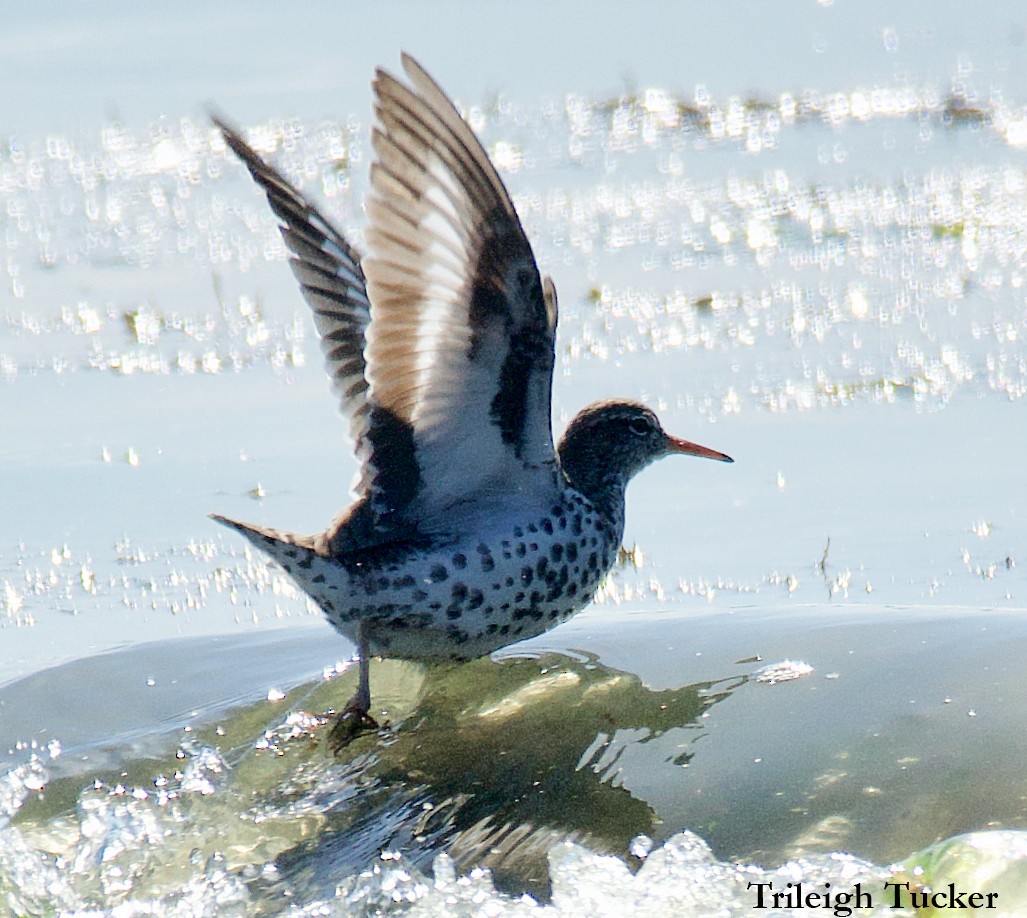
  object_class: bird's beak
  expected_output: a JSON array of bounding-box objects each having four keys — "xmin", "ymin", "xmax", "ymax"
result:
[{"xmin": 665, "ymin": 434, "xmax": 734, "ymax": 463}]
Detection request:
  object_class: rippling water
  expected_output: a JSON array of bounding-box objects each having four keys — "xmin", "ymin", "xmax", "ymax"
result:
[
  {"xmin": 4, "ymin": 81, "xmax": 1027, "ymax": 405},
  {"xmin": 3, "ymin": 3, "xmax": 1027, "ymax": 914}
]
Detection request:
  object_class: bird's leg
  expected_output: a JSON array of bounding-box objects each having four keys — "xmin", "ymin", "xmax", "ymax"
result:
[
  {"xmin": 329, "ymin": 624, "xmax": 379, "ymax": 751},
  {"xmin": 350, "ymin": 652, "xmax": 372, "ymax": 715}
]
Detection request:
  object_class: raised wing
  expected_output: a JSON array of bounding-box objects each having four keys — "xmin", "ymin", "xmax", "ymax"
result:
[
  {"xmin": 215, "ymin": 117, "xmax": 392, "ymax": 506},
  {"xmin": 362, "ymin": 55, "xmax": 560, "ymax": 529},
  {"xmin": 215, "ymin": 54, "xmax": 559, "ymax": 548}
]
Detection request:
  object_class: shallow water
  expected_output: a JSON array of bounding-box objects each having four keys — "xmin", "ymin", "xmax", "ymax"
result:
[{"xmin": 3, "ymin": 2, "xmax": 1027, "ymax": 914}]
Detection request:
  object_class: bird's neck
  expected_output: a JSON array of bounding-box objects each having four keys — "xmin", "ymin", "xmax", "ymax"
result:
[{"xmin": 558, "ymin": 443, "xmax": 629, "ymax": 523}]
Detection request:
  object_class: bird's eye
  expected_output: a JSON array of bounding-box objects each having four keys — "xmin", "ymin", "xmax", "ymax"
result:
[{"xmin": 628, "ymin": 417, "xmax": 650, "ymax": 436}]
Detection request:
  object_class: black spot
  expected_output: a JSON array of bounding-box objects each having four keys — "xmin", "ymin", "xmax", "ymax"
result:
[
  {"xmin": 487, "ymin": 623, "xmax": 498, "ymax": 634},
  {"xmin": 429, "ymin": 601, "xmax": 442, "ymax": 611},
  {"xmin": 549, "ymin": 609, "xmax": 560, "ymax": 619},
  {"xmin": 322, "ymin": 599, "xmax": 335, "ymax": 612},
  {"xmin": 468, "ymin": 589, "xmax": 484, "ymax": 610},
  {"xmin": 536, "ymin": 557, "xmax": 549, "ymax": 578},
  {"xmin": 513, "ymin": 526, "xmax": 524, "ymax": 539},
  {"xmin": 297, "ymin": 554, "xmax": 313, "ymax": 569},
  {"xmin": 505, "ymin": 576, "xmax": 514, "ymax": 587},
  {"xmin": 550, "ymin": 544, "xmax": 564, "ymax": 563},
  {"xmin": 515, "ymin": 543, "xmax": 527, "ymax": 557},
  {"xmin": 393, "ymin": 574, "xmax": 416, "ymax": 589},
  {"xmin": 566, "ymin": 543, "xmax": 579, "ymax": 563},
  {"xmin": 541, "ymin": 517, "xmax": 554, "ymax": 535},
  {"xmin": 515, "ymin": 591, "xmax": 525, "ymax": 602},
  {"xmin": 521, "ymin": 566, "xmax": 534, "ymax": 585},
  {"xmin": 446, "ymin": 607, "xmax": 463, "ymax": 620},
  {"xmin": 500, "ymin": 624, "xmax": 511, "ymax": 636},
  {"xmin": 529, "ymin": 542, "xmax": 538, "ymax": 552},
  {"xmin": 412, "ymin": 589, "xmax": 428, "ymax": 602},
  {"xmin": 567, "ymin": 582, "xmax": 578, "ymax": 597},
  {"xmin": 429, "ymin": 564, "xmax": 448, "ymax": 583},
  {"xmin": 312, "ymin": 573, "xmax": 326, "ymax": 584},
  {"xmin": 558, "ymin": 517, "xmax": 567, "ymax": 531},
  {"xmin": 571, "ymin": 514, "xmax": 583, "ymax": 535},
  {"xmin": 480, "ymin": 553, "xmax": 495, "ymax": 573},
  {"xmin": 452, "ymin": 553, "xmax": 467, "ymax": 570},
  {"xmin": 588, "ymin": 552, "xmax": 599, "ymax": 570},
  {"xmin": 528, "ymin": 522, "xmax": 538, "ymax": 533},
  {"xmin": 377, "ymin": 576, "xmax": 390, "ymax": 590}
]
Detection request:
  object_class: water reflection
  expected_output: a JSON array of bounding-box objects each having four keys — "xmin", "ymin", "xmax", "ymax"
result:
[{"xmin": 259, "ymin": 652, "xmax": 744, "ymax": 899}]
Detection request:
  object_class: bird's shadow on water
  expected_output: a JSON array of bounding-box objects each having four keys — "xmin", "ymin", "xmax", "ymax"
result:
[{"xmin": 259, "ymin": 652, "xmax": 745, "ymax": 901}]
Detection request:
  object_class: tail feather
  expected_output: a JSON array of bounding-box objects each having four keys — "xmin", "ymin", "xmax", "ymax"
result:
[{"xmin": 209, "ymin": 513, "xmax": 320, "ymax": 555}]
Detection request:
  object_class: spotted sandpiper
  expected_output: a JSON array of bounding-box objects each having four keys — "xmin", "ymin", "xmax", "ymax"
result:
[{"xmin": 212, "ymin": 55, "xmax": 732, "ymax": 746}]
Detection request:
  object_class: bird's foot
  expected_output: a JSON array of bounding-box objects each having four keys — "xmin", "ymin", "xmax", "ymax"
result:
[{"xmin": 328, "ymin": 704, "xmax": 380, "ymax": 753}]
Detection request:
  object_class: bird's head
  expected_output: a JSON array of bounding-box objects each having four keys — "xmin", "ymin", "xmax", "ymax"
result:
[{"xmin": 558, "ymin": 399, "xmax": 732, "ymax": 502}]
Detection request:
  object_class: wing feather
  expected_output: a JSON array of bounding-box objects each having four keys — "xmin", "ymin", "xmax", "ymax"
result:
[
  {"xmin": 216, "ymin": 54, "xmax": 560, "ymax": 546},
  {"xmin": 214, "ymin": 117, "xmax": 422, "ymax": 535},
  {"xmin": 359, "ymin": 56, "xmax": 559, "ymax": 529}
]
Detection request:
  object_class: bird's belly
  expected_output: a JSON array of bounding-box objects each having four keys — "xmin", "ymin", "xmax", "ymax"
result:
[{"xmin": 283, "ymin": 505, "xmax": 621, "ymax": 661}]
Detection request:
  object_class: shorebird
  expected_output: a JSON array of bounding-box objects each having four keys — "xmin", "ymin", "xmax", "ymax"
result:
[{"xmin": 212, "ymin": 55, "xmax": 732, "ymax": 746}]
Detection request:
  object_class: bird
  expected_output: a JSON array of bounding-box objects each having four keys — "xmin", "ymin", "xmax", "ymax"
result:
[{"xmin": 211, "ymin": 55, "xmax": 733, "ymax": 747}]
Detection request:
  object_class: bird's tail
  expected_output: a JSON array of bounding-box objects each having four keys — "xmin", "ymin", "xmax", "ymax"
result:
[{"xmin": 210, "ymin": 513, "xmax": 321, "ymax": 563}]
